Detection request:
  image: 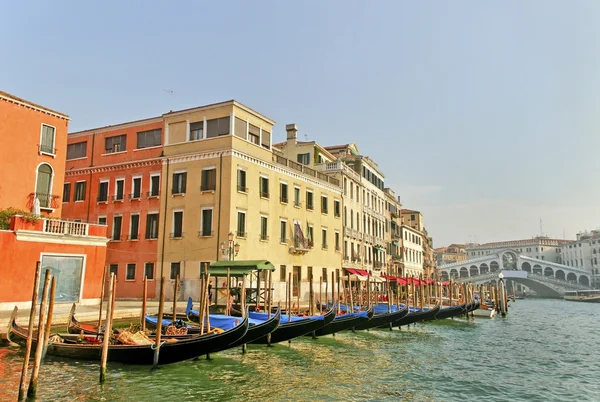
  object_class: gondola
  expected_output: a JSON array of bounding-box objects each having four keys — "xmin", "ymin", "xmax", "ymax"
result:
[
  {"xmin": 250, "ymin": 307, "xmax": 336, "ymax": 344},
  {"xmin": 389, "ymin": 304, "xmax": 441, "ymax": 327},
  {"xmin": 353, "ymin": 306, "xmax": 409, "ymax": 331},
  {"xmin": 310, "ymin": 307, "xmax": 373, "ymax": 337},
  {"xmin": 8, "ymin": 307, "xmax": 249, "ymax": 365},
  {"xmin": 425, "ymin": 303, "xmax": 466, "ymax": 321}
]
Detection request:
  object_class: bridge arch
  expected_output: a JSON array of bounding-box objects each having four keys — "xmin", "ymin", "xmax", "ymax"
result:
[
  {"xmin": 490, "ymin": 261, "xmax": 499, "ymax": 272},
  {"xmin": 441, "ymin": 271, "xmax": 449, "ymax": 281},
  {"xmin": 522, "ymin": 262, "xmax": 531, "ymax": 273},
  {"xmin": 533, "ymin": 264, "xmax": 543, "ymax": 275},
  {"xmin": 450, "ymin": 269, "xmax": 458, "ymax": 279},
  {"xmin": 555, "ymin": 270, "xmax": 565, "ymax": 280},
  {"xmin": 567, "ymin": 272, "xmax": 577, "ymax": 283},
  {"xmin": 460, "ymin": 267, "xmax": 469, "ymax": 278},
  {"xmin": 579, "ymin": 276, "xmax": 590, "ymax": 286},
  {"xmin": 502, "ymin": 251, "xmax": 518, "ymax": 270},
  {"xmin": 468, "ymin": 265, "xmax": 477, "ymax": 276},
  {"xmin": 544, "ymin": 267, "xmax": 553, "ymax": 277}
]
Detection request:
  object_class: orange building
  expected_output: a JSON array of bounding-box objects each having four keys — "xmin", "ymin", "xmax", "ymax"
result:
[
  {"xmin": 62, "ymin": 117, "xmax": 164, "ymax": 299},
  {"xmin": 0, "ymin": 90, "xmax": 69, "ymax": 216},
  {"xmin": 0, "ymin": 90, "xmax": 108, "ymax": 310}
]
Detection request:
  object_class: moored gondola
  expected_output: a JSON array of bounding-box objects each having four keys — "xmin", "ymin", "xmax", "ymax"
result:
[
  {"xmin": 426, "ymin": 304, "xmax": 466, "ymax": 321},
  {"xmin": 389, "ymin": 304, "xmax": 441, "ymax": 327},
  {"xmin": 8, "ymin": 307, "xmax": 249, "ymax": 365},
  {"xmin": 311, "ymin": 307, "xmax": 373, "ymax": 337},
  {"xmin": 353, "ymin": 306, "xmax": 409, "ymax": 331},
  {"xmin": 250, "ymin": 307, "xmax": 336, "ymax": 344}
]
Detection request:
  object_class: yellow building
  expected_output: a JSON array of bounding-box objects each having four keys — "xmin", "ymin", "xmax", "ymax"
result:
[
  {"xmin": 401, "ymin": 209, "xmax": 424, "ymax": 232},
  {"xmin": 159, "ymin": 101, "xmax": 343, "ymax": 303}
]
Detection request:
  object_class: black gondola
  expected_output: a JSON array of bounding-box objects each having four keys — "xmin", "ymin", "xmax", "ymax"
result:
[
  {"xmin": 426, "ymin": 304, "xmax": 466, "ymax": 321},
  {"xmin": 353, "ymin": 306, "xmax": 409, "ymax": 331},
  {"xmin": 310, "ymin": 307, "xmax": 374, "ymax": 337},
  {"xmin": 250, "ymin": 307, "xmax": 336, "ymax": 344},
  {"xmin": 8, "ymin": 307, "xmax": 249, "ymax": 365},
  {"xmin": 389, "ymin": 304, "xmax": 441, "ymax": 327}
]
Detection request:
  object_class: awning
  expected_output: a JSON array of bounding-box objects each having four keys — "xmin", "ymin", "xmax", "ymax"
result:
[
  {"xmin": 382, "ymin": 275, "xmax": 397, "ymax": 282},
  {"xmin": 343, "ymin": 274, "xmax": 368, "ymax": 282},
  {"xmin": 392, "ymin": 241, "xmax": 399, "ymax": 246},
  {"xmin": 209, "ymin": 260, "xmax": 275, "ymax": 276},
  {"xmin": 344, "ymin": 268, "xmax": 370, "ymax": 277},
  {"xmin": 374, "ymin": 247, "xmax": 385, "ymax": 252}
]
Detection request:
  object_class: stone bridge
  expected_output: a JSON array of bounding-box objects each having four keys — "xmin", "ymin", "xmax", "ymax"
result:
[{"xmin": 439, "ymin": 249, "xmax": 591, "ymax": 297}]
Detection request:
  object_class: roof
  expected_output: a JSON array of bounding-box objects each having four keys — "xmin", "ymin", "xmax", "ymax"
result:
[
  {"xmin": 0, "ymin": 90, "xmax": 70, "ymax": 120},
  {"xmin": 208, "ymin": 260, "xmax": 275, "ymax": 275},
  {"xmin": 401, "ymin": 209, "xmax": 421, "ymax": 214},
  {"xmin": 272, "ymin": 140, "xmax": 314, "ymax": 148},
  {"xmin": 68, "ymin": 115, "xmax": 163, "ymax": 137},
  {"xmin": 163, "ymin": 99, "xmax": 276, "ymax": 125}
]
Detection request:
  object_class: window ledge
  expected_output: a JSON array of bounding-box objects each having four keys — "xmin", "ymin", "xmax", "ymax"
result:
[
  {"xmin": 237, "ymin": 190, "xmax": 248, "ymax": 195},
  {"xmin": 148, "ymin": 195, "xmax": 160, "ymax": 200},
  {"xmin": 39, "ymin": 151, "xmax": 56, "ymax": 158},
  {"xmin": 75, "ymin": 200, "xmax": 85, "ymax": 203},
  {"xmin": 110, "ymin": 240, "xmax": 121, "ymax": 243},
  {"xmin": 66, "ymin": 156, "xmax": 87, "ymax": 161},
  {"xmin": 260, "ymin": 239, "xmax": 269, "ymax": 243},
  {"xmin": 101, "ymin": 151, "xmax": 127, "ymax": 156},
  {"xmin": 114, "ymin": 199, "xmax": 124, "ymax": 203},
  {"xmin": 128, "ymin": 239, "xmax": 139, "ymax": 242},
  {"xmin": 134, "ymin": 145, "xmax": 162, "ymax": 152},
  {"xmin": 280, "ymin": 242, "xmax": 288, "ymax": 245},
  {"xmin": 125, "ymin": 279, "xmax": 136, "ymax": 282},
  {"xmin": 172, "ymin": 193, "xmax": 186, "ymax": 197},
  {"xmin": 200, "ymin": 190, "xmax": 216, "ymax": 194},
  {"xmin": 260, "ymin": 196, "xmax": 270, "ymax": 201},
  {"xmin": 97, "ymin": 201, "xmax": 109, "ymax": 205},
  {"xmin": 145, "ymin": 238, "xmax": 158, "ymax": 241}
]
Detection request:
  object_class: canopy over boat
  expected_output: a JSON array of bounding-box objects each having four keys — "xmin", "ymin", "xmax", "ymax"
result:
[{"xmin": 208, "ymin": 260, "xmax": 275, "ymax": 276}]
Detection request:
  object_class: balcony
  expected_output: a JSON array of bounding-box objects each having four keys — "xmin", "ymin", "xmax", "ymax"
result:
[
  {"xmin": 373, "ymin": 261, "xmax": 384, "ymax": 270},
  {"xmin": 357, "ymin": 232, "xmax": 364, "ymax": 241},
  {"xmin": 272, "ymin": 155, "xmax": 340, "ymax": 186},
  {"xmin": 28, "ymin": 192, "xmax": 60, "ymax": 210},
  {"xmin": 352, "ymin": 229, "xmax": 358, "ymax": 239},
  {"xmin": 315, "ymin": 161, "xmax": 360, "ymax": 182},
  {"xmin": 38, "ymin": 144, "xmax": 56, "ymax": 156},
  {"xmin": 8, "ymin": 216, "xmax": 107, "ymax": 244},
  {"xmin": 44, "ymin": 219, "xmax": 89, "ymax": 236},
  {"xmin": 289, "ymin": 236, "xmax": 311, "ymax": 255},
  {"xmin": 344, "ymin": 227, "xmax": 352, "ymax": 237}
]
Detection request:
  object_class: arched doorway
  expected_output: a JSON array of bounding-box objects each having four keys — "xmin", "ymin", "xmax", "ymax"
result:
[
  {"xmin": 470, "ymin": 265, "xmax": 479, "ymax": 276},
  {"xmin": 579, "ymin": 276, "xmax": 590, "ymax": 287},
  {"xmin": 555, "ymin": 270, "xmax": 565, "ymax": 280},
  {"xmin": 567, "ymin": 273, "xmax": 577, "ymax": 283},
  {"xmin": 36, "ymin": 163, "xmax": 53, "ymax": 208},
  {"xmin": 489, "ymin": 261, "xmax": 499, "ymax": 272},
  {"xmin": 460, "ymin": 267, "xmax": 469, "ymax": 278},
  {"xmin": 533, "ymin": 264, "xmax": 542, "ymax": 275},
  {"xmin": 479, "ymin": 263, "xmax": 488, "ymax": 274},
  {"xmin": 450, "ymin": 269, "xmax": 458, "ymax": 279},
  {"xmin": 522, "ymin": 262, "xmax": 531, "ymax": 273},
  {"xmin": 441, "ymin": 271, "xmax": 449, "ymax": 281},
  {"xmin": 544, "ymin": 267, "xmax": 553, "ymax": 277}
]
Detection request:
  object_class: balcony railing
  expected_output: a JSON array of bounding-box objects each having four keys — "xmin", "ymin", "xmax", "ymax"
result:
[
  {"xmin": 113, "ymin": 194, "xmax": 125, "ymax": 202},
  {"xmin": 38, "ymin": 144, "xmax": 56, "ymax": 155},
  {"xmin": 344, "ymin": 227, "xmax": 352, "ymax": 237},
  {"xmin": 28, "ymin": 193, "xmax": 60, "ymax": 210},
  {"xmin": 129, "ymin": 193, "xmax": 142, "ymax": 200},
  {"xmin": 198, "ymin": 230, "xmax": 213, "ymax": 237},
  {"xmin": 170, "ymin": 232, "xmax": 183, "ymax": 239},
  {"xmin": 271, "ymin": 155, "xmax": 340, "ymax": 186},
  {"xmin": 44, "ymin": 219, "xmax": 89, "ymax": 236},
  {"xmin": 146, "ymin": 191, "xmax": 160, "ymax": 198}
]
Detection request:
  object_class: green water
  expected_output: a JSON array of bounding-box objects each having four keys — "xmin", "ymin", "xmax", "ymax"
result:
[{"xmin": 1, "ymin": 299, "xmax": 599, "ymax": 401}]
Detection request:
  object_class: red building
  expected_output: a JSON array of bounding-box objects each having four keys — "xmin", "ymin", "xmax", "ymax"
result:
[
  {"xmin": 62, "ymin": 116, "xmax": 164, "ymax": 299},
  {"xmin": 0, "ymin": 90, "xmax": 108, "ymax": 310}
]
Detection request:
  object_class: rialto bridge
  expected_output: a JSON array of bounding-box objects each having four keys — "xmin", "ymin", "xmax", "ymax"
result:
[{"xmin": 439, "ymin": 249, "xmax": 592, "ymax": 297}]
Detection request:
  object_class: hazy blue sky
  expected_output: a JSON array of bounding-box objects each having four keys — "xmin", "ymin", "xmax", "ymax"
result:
[{"xmin": 2, "ymin": 1, "xmax": 599, "ymax": 246}]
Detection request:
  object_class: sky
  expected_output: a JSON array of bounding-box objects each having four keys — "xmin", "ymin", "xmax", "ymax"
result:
[{"xmin": 2, "ymin": 1, "xmax": 599, "ymax": 246}]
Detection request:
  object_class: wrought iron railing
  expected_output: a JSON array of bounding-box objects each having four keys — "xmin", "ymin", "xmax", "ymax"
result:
[{"xmin": 28, "ymin": 193, "xmax": 60, "ymax": 209}]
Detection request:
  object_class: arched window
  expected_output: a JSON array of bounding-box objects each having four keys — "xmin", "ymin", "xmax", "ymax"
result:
[{"xmin": 36, "ymin": 163, "xmax": 53, "ymax": 208}]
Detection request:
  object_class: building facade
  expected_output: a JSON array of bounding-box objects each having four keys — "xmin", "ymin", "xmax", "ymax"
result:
[
  {"xmin": 559, "ymin": 230, "xmax": 600, "ymax": 287},
  {"xmin": 466, "ymin": 237, "xmax": 570, "ymax": 263},
  {"xmin": 435, "ymin": 244, "xmax": 468, "ymax": 266}
]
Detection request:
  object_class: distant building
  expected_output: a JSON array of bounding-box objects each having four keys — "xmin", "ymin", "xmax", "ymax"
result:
[
  {"xmin": 466, "ymin": 237, "xmax": 570, "ymax": 264},
  {"xmin": 401, "ymin": 209, "xmax": 423, "ymax": 232},
  {"xmin": 559, "ymin": 230, "xmax": 600, "ymax": 286},
  {"xmin": 435, "ymin": 244, "xmax": 468, "ymax": 266}
]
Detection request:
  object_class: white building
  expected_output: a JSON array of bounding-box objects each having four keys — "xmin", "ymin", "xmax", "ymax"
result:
[
  {"xmin": 466, "ymin": 237, "xmax": 570, "ymax": 264},
  {"xmin": 559, "ymin": 230, "xmax": 600, "ymax": 282},
  {"xmin": 401, "ymin": 224, "xmax": 423, "ymax": 277}
]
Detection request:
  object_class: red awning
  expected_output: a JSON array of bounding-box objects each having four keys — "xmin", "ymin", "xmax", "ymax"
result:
[
  {"xmin": 441, "ymin": 281, "xmax": 450, "ymax": 286},
  {"xmin": 345, "ymin": 268, "xmax": 370, "ymax": 277},
  {"xmin": 397, "ymin": 278, "xmax": 407, "ymax": 285},
  {"xmin": 382, "ymin": 275, "xmax": 397, "ymax": 282}
]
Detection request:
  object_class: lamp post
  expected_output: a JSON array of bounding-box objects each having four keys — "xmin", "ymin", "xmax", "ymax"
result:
[{"xmin": 220, "ymin": 232, "xmax": 240, "ymax": 261}]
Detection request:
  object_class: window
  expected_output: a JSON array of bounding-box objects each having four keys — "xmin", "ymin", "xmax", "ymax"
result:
[
  {"xmin": 201, "ymin": 169, "xmax": 216, "ymax": 191},
  {"xmin": 39, "ymin": 124, "xmax": 55, "ymax": 154},
  {"xmin": 297, "ymin": 153, "xmax": 310, "ymax": 165},
  {"xmin": 206, "ymin": 116, "xmax": 230, "ymax": 138},
  {"xmin": 200, "ymin": 208, "xmax": 213, "ymax": 236},
  {"xmin": 234, "ymin": 117, "xmax": 247, "ymax": 139},
  {"xmin": 145, "ymin": 213, "xmax": 159, "ymax": 239},
  {"xmin": 172, "ymin": 172, "xmax": 187, "ymax": 194},
  {"xmin": 237, "ymin": 211, "xmax": 246, "ymax": 237},
  {"xmin": 307, "ymin": 225, "xmax": 314, "ymax": 248},
  {"xmin": 248, "ymin": 124, "xmax": 260, "ymax": 145},
  {"xmin": 98, "ymin": 216, "xmax": 107, "ymax": 225},
  {"xmin": 260, "ymin": 176, "xmax": 269, "ymax": 198},
  {"xmin": 335, "ymin": 232, "xmax": 340, "ymax": 251},
  {"xmin": 334, "ymin": 200, "xmax": 340, "ymax": 218},
  {"xmin": 66, "ymin": 141, "xmax": 87, "ymax": 160},
  {"xmin": 149, "ymin": 174, "xmax": 160, "ymax": 197},
  {"xmin": 190, "ymin": 121, "xmax": 203, "ymax": 141},
  {"xmin": 172, "ymin": 211, "xmax": 183, "ymax": 238},
  {"xmin": 63, "ymin": 183, "xmax": 71, "ymax": 202},
  {"xmin": 97, "ymin": 181, "xmax": 109, "ymax": 202},
  {"xmin": 321, "ymin": 195, "xmax": 328, "ymax": 214},
  {"xmin": 280, "ymin": 265, "xmax": 287, "ymax": 282},
  {"xmin": 237, "ymin": 169, "xmax": 247, "ymax": 192},
  {"xmin": 112, "ymin": 215, "xmax": 122, "ymax": 240},
  {"xmin": 74, "ymin": 181, "xmax": 86, "ymax": 201},
  {"xmin": 280, "ymin": 182, "xmax": 288, "ymax": 203},
  {"xmin": 293, "ymin": 266, "xmax": 301, "ymax": 297},
  {"xmin": 105, "ymin": 134, "xmax": 126, "ymax": 153},
  {"xmin": 129, "ymin": 214, "xmax": 139, "ymax": 240},
  {"xmin": 136, "ymin": 129, "xmax": 161, "ymax": 149},
  {"xmin": 306, "ymin": 191, "xmax": 314, "ymax": 210},
  {"xmin": 126, "ymin": 264, "xmax": 136, "ymax": 280},
  {"xmin": 261, "ymin": 130, "xmax": 270, "ymax": 149},
  {"xmin": 170, "ymin": 262, "xmax": 181, "ymax": 280},
  {"xmin": 322, "ymin": 268, "xmax": 327, "ymax": 282},
  {"xmin": 131, "ymin": 177, "xmax": 142, "ymax": 199},
  {"xmin": 260, "ymin": 216, "xmax": 268, "ymax": 241},
  {"xmin": 322, "ymin": 228, "xmax": 328, "ymax": 249},
  {"xmin": 280, "ymin": 220, "xmax": 287, "ymax": 243},
  {"xmin": 109, "ymin": 264, "xmax": 118, "ymax": 278},
  {"xmin": 115, "ymin": 179, "xmax": 124, "ymax": 201},
  {"xmin": 144, "ymin": 263, "xmax": 154, "ymax": 280},
  {"xmin": 294, "ymin": 187, "xmax": 301, "ymax": 207}
]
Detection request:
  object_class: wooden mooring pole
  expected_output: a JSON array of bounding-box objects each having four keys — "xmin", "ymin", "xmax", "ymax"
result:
[
  {"xmin": 27, "ymin": 268, "xmax": 52, "ymax": 398},
  {"xmin": 42, "ymin": 276, "xmax": 57, "ymax": 359},
  {"xmin": 173, "ymin": 275, "xmax": 179, "ymax": 321},
  {"xmin": 18, "ymin": 262, "xmax": 41, "ymax": 401},
  {"xmin": 96, "ymin": 265, "xmax": 108, "ymax": 338},
  {"xmin": 153, "ymin": 276, "xmax": 166, "ymax": 368},
  {"xmin": 141, "ymin": 275, "xmax": 148, "ymax": 331},
  {"xmin": 100, "ymin": 273, "xmax": 116, "ymax": 383}
]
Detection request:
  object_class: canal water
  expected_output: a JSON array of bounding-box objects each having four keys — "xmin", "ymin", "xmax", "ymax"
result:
[{"xmin": 1, "ymin": 299, "xmax": 600, "ymax": 401}]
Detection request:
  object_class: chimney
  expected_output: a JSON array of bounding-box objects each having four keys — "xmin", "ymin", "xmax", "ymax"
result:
[{"xmin": 286, "ymin": 123, "xmax": 298, "ymax": 144}]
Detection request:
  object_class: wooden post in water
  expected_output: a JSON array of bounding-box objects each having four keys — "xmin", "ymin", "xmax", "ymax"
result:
[
  {"xmin": 153, "ymin": 277, "xmax": 166, "ymax": 368},
  {"xmin": 97, "ymin": 265, "xmax": 108, "ymax": 338},
  {"xmin": 141, "ymin": 276, "xmax": 148, "ymax": 331},
  {"xmin": 295, "ymin": 272, "xmax": 300, "ymax": 315},
  {"xmin": 319, "ymin": 276, "xmax": 323, "ymax": 314},
  {"xmin": 226, "ymin": 268, "xmax": 231, "ymax": 315},
  {"xmin": 449, "ymin": 280, "xmax": 453, "ymax": 306},
  {"xmin": 341, "ymin": 275, "xmax": 346, "ymax": 314},
  {"xmin": 419, "ymin": 275, "xmax": 425, "ymax": 310},
  {"xmin": 324, "ymin": 274, "xmax": 329, "ymax": 310},
  {"xmin": 205, "ymin": 273, "xmax": 211, "ymax": 332},
  {"xmin": 267, "ymin": 269, "xmax": 273, "ymax": 318},
  {"xmin": 199, "ymin": 270, "xmax": 207, "ymax": 334},
  {"xmin": 18, "ymin": 262, "xmax": 41, "ymax": 401},
  {"xmin": 100, "ymin": 273, "xmax": 115, "ymax": 382},
  {"xmin": 367, "ymin": 275, "xmax": 371, "ymax": 309},
  {"xmin": 349, "ymin": 277, "xmax": 355, "ymax": 313},
  {"xmin": 240, "ymin": 282, "xmax": 247, "ymax": 354},
  {"xmin": 27, "ymin": 269, "xmax": 52, "ymax": 398},
  {"xmin": 172, "ymin": 275, "xmax": 179, "ymax": 321},
  {"xmin": 336, "ymin": 274, "xmax": 341, "ymax": 315},
  {"xmin": 287, "ymin": 272, "xmax": 292, "ymax": 323},
  {"xmin": 358, "ymin": 277, "xmax": 363, "ymax": 310},
  {"xmin": 331, "ymin": 271, "xmax": 335, "ymax": 311},
  {"xmin": 42, "ymin": 276, "xmax": 56, "ymax": 359},
  {"xmin": 309, "ymin": 272, "xmax": 314, "ymax": 316}
]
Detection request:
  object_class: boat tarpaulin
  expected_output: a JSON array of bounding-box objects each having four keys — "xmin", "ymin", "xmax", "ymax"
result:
[{"xmin": 209, "ymin": 260, "xmax": 275, "ymax": 276}]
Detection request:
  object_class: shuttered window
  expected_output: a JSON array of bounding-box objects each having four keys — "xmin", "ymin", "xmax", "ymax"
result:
[
  {"xmin": 66, "ymin": 142, "xmax": 87, "ymax": 160},
  {"xmin": 136, "ymin": 129, "xmax": 161, "ymax": 149}
]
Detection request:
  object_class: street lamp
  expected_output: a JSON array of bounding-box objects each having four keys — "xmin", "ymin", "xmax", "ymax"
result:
[
  {"xmin": 220, "ymin": 232, "xmax": 240, "ymax": 261},
  {"xmin": 498, "ymin": 273, "xmax": 504, "ymax": 280}
]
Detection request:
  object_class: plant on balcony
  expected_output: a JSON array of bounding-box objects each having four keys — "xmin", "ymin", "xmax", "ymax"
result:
[{"xmin": 0, "ymin": 207, "xmax": 40, "ymax": 230}]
